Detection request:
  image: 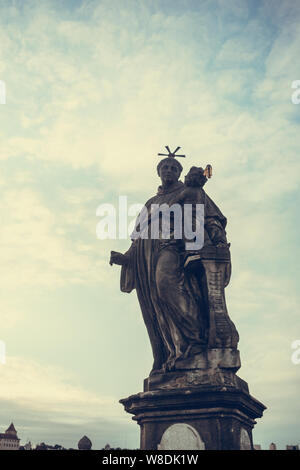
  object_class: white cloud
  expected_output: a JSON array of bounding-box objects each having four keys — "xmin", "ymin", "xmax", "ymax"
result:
[
  {"xmin": 0, "ymin": 355, "xmax": 125, "ymax": 428},
  {"xmin": 0, "ymin": 186, "xmax": 109, "ymax": 288}
]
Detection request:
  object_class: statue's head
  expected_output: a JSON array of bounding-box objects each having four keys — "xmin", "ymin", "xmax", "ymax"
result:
[
  {"xmin": 157, "ymin": 157, "xmax": 183, "ymax": 185},
  {"xmin": 184, "ymin": 166, "xmax": 207, "ymax": 187}
]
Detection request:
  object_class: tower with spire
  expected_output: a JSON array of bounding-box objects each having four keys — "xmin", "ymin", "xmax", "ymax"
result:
[{"xmin": 0, "ymin": 422, "xmax": 20, "ymax": 450}]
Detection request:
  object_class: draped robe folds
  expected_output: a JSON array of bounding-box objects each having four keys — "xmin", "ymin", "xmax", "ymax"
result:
[{"xmin": 120, "ymin": 180, "xmax": 228, "ymax": 374}]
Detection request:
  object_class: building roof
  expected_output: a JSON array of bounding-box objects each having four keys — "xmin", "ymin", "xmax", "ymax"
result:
[
  {"xmin": 78, "ymin": 435, "xmax": 92, "ymax": 450},
  {"xmin": 0, "ymin": 433, "xmax": 19, "ymax": 441},
  {"xmin": 0, "ymin": 422, "xmax": 19, "ymax": 441},
  {"xmin": 6, "ymin": 422, "xmax": 17, "ymax": 434}
]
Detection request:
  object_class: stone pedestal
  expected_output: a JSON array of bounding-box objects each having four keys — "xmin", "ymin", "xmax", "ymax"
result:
[{"xmin": 120, "ymin": 374, "xmax": 266, "ymax": 450}]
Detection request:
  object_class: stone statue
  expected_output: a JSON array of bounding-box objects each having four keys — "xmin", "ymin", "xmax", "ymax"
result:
[
  {"xmin": 115, "ymin": 148, "xmax": 266, "ymax": 450},
  {"xmin": 110, "ymin": 148, "xmax": 240, "ymax": 384}
]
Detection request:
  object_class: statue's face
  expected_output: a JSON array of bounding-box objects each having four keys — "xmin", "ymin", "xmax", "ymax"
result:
[{"xmin": 159, "ymin": 162, "xmax": 180, "ymax": 185}]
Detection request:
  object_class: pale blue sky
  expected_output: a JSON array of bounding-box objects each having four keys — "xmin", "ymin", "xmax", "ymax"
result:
[{"xmin": 0, "ymin": 0, "xmax": 299, "ymax": 450}]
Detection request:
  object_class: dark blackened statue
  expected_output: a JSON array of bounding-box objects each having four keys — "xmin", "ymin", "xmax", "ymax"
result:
[{"xmin": 110, "ymin": 156, "xmax": 239, "ymax": 378}]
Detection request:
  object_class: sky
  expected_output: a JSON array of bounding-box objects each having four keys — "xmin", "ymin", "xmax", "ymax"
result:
[{"xmin": 0, "ymin": 0, "xmax": 299, "ymax": 450}]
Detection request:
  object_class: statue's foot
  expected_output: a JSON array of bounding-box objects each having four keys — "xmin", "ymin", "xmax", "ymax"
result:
[{"xmin": 165, "ymin": 357, "xmax": 176, "ymax": 372}]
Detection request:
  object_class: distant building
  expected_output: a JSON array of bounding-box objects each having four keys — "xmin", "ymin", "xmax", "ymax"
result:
[
  {"xmin": 269, "ymin": 443, "xmax": 277, "ymax": 450},
  {"xmin": 78, "ymin": 436, "xmax": 92, "ymax": 450},
  {"xmin": 0, "ymin": 423, "xmax": 20, "ymax": 450},
  {"xmin": 35, "ymin": 442, "xmax": 64, "ymax": 450},
  {"xmin": 286, "ymin": 445, "xmax": 299, "ymax": 450},
  {"xmin": 253, "ymin": 444, "xmax": 262, "ymax": 450},
  {"xmin": 24, "ymin": 441, "xmax": 32, "ymax": 450},
  {"xmin": 19, "ymin": 441, "xmax": 32, "ymax": 451}
]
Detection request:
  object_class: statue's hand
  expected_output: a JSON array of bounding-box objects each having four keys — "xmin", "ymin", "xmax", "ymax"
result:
[
  {"xmin": 216, "ymin": 241, "xmax": 227, "ymax": 248},
  {"xmin": 109, "ymin": 251, "xmax": 128, "ymax": 266}
]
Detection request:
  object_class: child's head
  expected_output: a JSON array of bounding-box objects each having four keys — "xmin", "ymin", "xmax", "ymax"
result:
[{"xmin": 184, "ymin": 166, "xmax": 207, "ymax": 187}]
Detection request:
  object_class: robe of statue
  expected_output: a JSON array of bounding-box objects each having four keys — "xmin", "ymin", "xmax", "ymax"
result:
[{"xmin": 120, "ymin": 180, "xmax": 228, "ymax": 374}]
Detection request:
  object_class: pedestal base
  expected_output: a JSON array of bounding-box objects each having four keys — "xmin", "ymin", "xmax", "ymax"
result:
[{"xmin": 120, "ymin": 378, "xmax": 266, "ymax": 450}]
